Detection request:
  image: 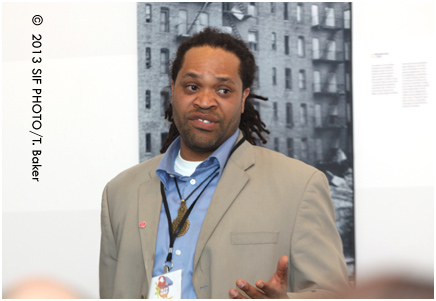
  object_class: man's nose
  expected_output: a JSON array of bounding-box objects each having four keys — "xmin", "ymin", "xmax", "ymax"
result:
[{"xmin": 194, "ymin": 89, "xmax": 217, "ymax": 109}]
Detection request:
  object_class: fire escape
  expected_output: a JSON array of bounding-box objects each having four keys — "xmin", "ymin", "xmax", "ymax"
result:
[
  {"xmin": 222, "ymin": 2, "xmax": 256, "ymax": 39},
  {"xmin": 187, "ymin": 2, "xmax": 210, "ymax": 36},
  {"xmin": 312, "ymin": 7, "xmax": 344, "ymax": 96},
  {"xmin": 176, "ymin": 2, "xmax": 255, "ymax": 40},
  {"xmin": 176, "ymin": 2, "xmax": 211, "ymax": 39},
  {"xmin": 312, "ymin": 4, "xmax": 348, "ymax": 151}
]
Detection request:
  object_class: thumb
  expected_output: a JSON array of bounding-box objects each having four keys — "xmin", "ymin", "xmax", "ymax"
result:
[{"xmin": 275, "ymin": 256, "xmax": 289, "ymax": 281}]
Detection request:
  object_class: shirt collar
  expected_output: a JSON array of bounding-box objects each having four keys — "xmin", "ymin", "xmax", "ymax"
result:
[{"xmin": 156, "ymin": 129, "xmax": 240, "ymax": 185}]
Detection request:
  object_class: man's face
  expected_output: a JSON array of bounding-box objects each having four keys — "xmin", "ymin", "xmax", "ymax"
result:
[{"xmin": 171, "ymin": 46, "xmax": 250, "ymax": 161}]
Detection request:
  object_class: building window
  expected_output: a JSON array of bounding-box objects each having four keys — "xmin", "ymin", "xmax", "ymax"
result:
[
  {"xmin": 195, "ymin": 12, "xmax": 208, "ymax": 32},
  {"xmin": 177, "ymin": 10, "xmax": 187, "ymax": 35},
  {"xmin": 328, "ymin": 105, "xmax": 339, "ymax": 125},
  {"xmin": 271, "ymin": 2, "xmax": 276, "ymax": 13},
  {"xmin": 248, "ymin": 30, "xmax": 258, "ymax": 51},
  {"xmin": 315, "ymin": 104, "xmax": 322, "ymax": 127},
  {"xmin": 344, "ymin": 41, "xmax": 350, "ymax": 61},
  {"xmin": 254, "ymin": 65, "xmax": 259, "ymax": 88},
  {"xmin": 299, "ymin": 70, "xmax": 306, "ymax": 90},
  {"xmin": 327, "ymin": 40, "xmax": 336, "ymax": 60},
  {"xmin": 286, "ymin": 103, "xmax": 293, "ymax": 128},
  {"xmin": 161, "ymin": 91, "xmax": 170, "ymax": 116},
  {"xmin": 274, "ymin": 137, "xmax": 279, "ymax": 152},
  {"xmin": 271, "ymin": 32, "xmax": 276, "ymax": 50},
  {"xmin": 284, "ymin": 35, "xmax": 290, "ymax": 55},
  {"xmin": 272, "ymin": 67, "xmax": 277, "ymax": 86},
  {"xmin": 160, "ymin": 48, "xmax": 169, "ymax": 74},
  {"xmin": 248, "ymin": 2, "xmax": 257, "ymax": 17},
  {"xmin": 300, "ymin": 138, "xmax": 308, "ymax": 161},
  {"xmin": 284, "ymin": 3, "xmax": 289, "ymax": 20},
  {"xmin": 161, "ymin": 132, "xmax": 168, "ymax": 148},
  {"xmin": 297, "ymin": 3, "xmax": 303, "ymax": 23},
  {"xmin": 145, "ymin": 47, "xmax": 151, "ymax": 69},
  {"xmin": 145, "ymin": 4, "xmax": 152, "ymax": 23},
  {"xmin": 344, "ymin": 10, "xmax": 351, "ymax": 29},
  {"xmin": 316, "ymin": 138, "xmax": 323, "ymax": 161},
  {"xmin": 311, "ymin": 5, "xmax": 319, "ymax": 26},
  {"xmin": 346, "ymin": 72, "xmax": 351, "ymax": 91},
  {"xmin": 145, "ymin": 90, "xmax": 151, "ymax": 109},
  {"xmin": 287, "ymin": 138, "xmax": 294, "ymax": 157},
  {"xmin": 328, "ymin": 72, "xmax": 337, "ymax": 93},
  {"xmin": 300, "ymin": 103, "xmax": 308, "ymax": 125},
  {"xmin": 312, "ymin": 38, "xmax": 320, "ymax": 59},
  {"xmin": 325, "ymin": 7, "xmax": 335, "ymax": 27},
  {"xmin": 273, "ymin": 102, "xmax": 278, "ymax": 119},
  {"xmin": 313, "ymin": 71, "xmax": 321, "ymax": 92},
  {"xmin": 145, "ymin": 133, "xmax": 151, "ymax": 153},
  {"xmin": 285, "ymin": 68, "xmax": 292, "ymax": 89},
  {"xmin": 160, "ymin": 7, "xmax": 169, "ymax": 32},
  {"xmin": 298, "ymin": 36, "xmax": 305, "ymax": 57}
]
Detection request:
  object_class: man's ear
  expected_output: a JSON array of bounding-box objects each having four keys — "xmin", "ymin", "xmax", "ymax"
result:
[{"xmin": 241, "ymin": 88, "xmax": 250, "ymax": 113}]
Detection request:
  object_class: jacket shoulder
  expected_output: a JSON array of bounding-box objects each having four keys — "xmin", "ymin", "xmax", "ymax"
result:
[
  {"xmin": 252, "ymin": 145, "xmax": 320, "ymax": 177},
  {"xmin": 107, "ymin": 154, "xmax": 163, "ymax": 189}
]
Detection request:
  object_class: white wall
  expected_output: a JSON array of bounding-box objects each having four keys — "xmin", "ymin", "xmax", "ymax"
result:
[
  {"xmin": 2, "ymin": 2, "xmax": 434, "ymax": 298},
  {"xmin": 2, "ymin": 3, "xmax": 139, "ymax": 298},
  {"xmin": 353, "ymin": 2, "xmax": 434, "ymax": 283}
]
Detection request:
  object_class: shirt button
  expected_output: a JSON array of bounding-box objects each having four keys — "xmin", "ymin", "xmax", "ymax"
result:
[
  {"xmin": 190, "ymin": 179, "xmax": 196, "ymax": 185},
  {"xmin": 176, "ymin": 250, "xmax": 181, "ymax": 255}
]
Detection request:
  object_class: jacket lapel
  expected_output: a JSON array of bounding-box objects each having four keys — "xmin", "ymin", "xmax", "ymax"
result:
[
  {"xmin": 138, "ymin": 171, "xmax": 162, "ymax": 287},
  {"xmin": 193, "ymin": 138, "xmax": 255, "ymax": 278}
]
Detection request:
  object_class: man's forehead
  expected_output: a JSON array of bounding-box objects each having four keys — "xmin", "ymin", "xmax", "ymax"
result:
[
  {"xmin": 178, "ymin": 46, "xmax": 242, "ymax": 83},
  {"xmin": 180, "ymin": 72, "xmax": 237, "ymax": 85}
]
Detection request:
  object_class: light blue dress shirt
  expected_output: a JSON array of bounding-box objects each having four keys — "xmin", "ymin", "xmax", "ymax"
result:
[{"xmin": 153, "ymin": 129, "xmax": 240, "ymax": 299}]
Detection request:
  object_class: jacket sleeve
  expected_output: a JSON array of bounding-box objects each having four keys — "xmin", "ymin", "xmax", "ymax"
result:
[
  {"xmin": 286, "ymin": 170, "xmax": 349, "ymax": 298},
  {"xmin": 99, "ymin": 184, "xmax": 118, "ymax": 299}
]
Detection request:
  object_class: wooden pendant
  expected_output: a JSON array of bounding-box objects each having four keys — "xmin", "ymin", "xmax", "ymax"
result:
[{"xmin": 172, "ymin": 199, "xmax": 190, "ymax": 237}]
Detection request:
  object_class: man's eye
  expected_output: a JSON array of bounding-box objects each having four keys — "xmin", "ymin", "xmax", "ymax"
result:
[
  {"xmin": 187, "ymin": 85, "xmax": 198, "ymax": 91},
  {"xmin": 218, "ymin": 88, "xmax": 230, "ymax": 94}
]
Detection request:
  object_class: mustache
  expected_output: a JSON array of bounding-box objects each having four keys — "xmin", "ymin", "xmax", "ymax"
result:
[{"xmin": 185, "ymin": 109, "xmax": 221, "ymax": 121}]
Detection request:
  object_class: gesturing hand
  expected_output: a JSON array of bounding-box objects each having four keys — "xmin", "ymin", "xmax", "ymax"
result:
[{"xmin": 229, "ymin": 256, "xmax": 289, "ymax": 299}]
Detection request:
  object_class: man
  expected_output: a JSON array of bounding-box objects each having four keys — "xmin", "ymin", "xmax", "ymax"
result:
[{"xmin": 100, "ymin": 27, "xmax": 349, "ymax": 299}]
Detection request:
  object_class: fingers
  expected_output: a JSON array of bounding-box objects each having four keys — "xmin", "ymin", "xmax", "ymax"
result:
[
  {"xmin": 229, "ymin": 288, "xmax": 247, "ymax": 299},
  {"xmin": 255, "ymin": 280, "xmax": 286, "ymax": 299},
  {"xmin": 275, "ymin": 256, "xmax": 289, "ymax": 281},
  {"xmin": 257, "ymin": 256, "xmax": 289, "ymax": 298},
  {"xmin": 229, "ymin": 257, "xmax": 289, "ymax": 299},
  {"xmin": 229, "ymin": 279, "xmax": 267, "ymax": 299}
]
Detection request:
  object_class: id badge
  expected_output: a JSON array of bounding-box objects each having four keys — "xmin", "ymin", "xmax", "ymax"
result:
[{"xmin": 147, "ymin": 269, "xmax": 182, "ymax": 299}]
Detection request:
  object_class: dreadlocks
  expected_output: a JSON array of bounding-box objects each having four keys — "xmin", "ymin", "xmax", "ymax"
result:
[{"xmin": 160, "ymin": 27, "xmax": 270, "ymax": 153}]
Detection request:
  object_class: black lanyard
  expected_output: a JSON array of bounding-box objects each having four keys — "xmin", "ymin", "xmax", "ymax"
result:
[
  {"xmin": 160, "ymin": 168, "xmax": 218, "ymax": 273},
  {"xmin": 160, "ymin": 137, "xmax": 246, "ymax": 273}
]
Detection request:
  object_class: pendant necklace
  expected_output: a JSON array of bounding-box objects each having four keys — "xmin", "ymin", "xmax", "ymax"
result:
[{"xmin": 171, "ymin": 167, "xmax": 219, "ymax": 237}]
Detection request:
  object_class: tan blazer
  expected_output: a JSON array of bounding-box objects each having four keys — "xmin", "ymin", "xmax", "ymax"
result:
[{"xmin": 100, "ymin": 135, "xmax": 349, "ymax": 298}]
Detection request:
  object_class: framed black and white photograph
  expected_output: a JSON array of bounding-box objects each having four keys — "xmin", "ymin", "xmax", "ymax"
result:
[{"xmin": 136, "ymin": 2, "xmax": 355, "ymax": 282}]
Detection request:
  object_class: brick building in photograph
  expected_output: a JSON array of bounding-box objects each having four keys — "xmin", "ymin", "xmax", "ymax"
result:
[
  {"xmin": 137, "ymin": 2, "xmax": 354, "ymax": 279},
  {"xmin": 137, "ymin": 2, "xmax": 352, "ymax": 169}
]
